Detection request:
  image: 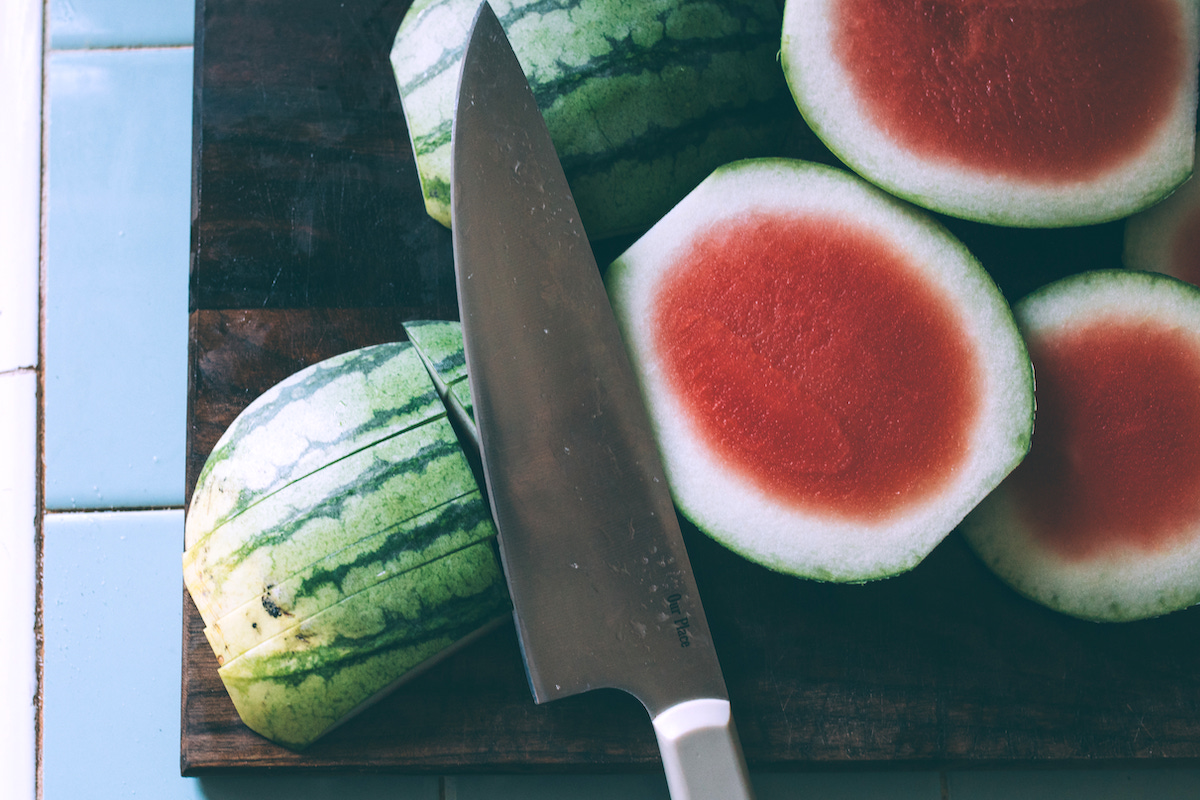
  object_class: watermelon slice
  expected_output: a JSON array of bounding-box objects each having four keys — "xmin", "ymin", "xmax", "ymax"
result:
[
  {"xmin": 961, "ymin": 270, "xmax": 1200, "ymax": 622},
  {"xmin": 780, "ymin": 0, "xmax": 1199, "ymax": 227},
  {"xmin": 1124, "ymin": 150, "xmax": 1200, "ymax": 287},
  {"xmin": 605, "ymin": 158, "xmax": 1034, "ymax": 582}
]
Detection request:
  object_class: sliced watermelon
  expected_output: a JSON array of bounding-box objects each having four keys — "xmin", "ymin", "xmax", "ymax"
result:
[
  {"xmin": 184, "ymin": 340, "xmax": 510, "ymax": 748},
  {"xmin": 780, "ymin": 0, "xmax": 1199, "ymax": 227},
  {"xmin": 1125, "ymin": 149, "xmax": 1200, "ymax": 287},
  {"xmin": 605, "ymin": 158, "xmax": 1034, "ymax": 582},
  {"xmin": 961, "ymin": 270, "xmax": 1200, "ymax": 622}
]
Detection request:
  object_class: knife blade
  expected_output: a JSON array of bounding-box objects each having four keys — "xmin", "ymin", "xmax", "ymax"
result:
[{"xmin": 450, "ymin": 4, "xmax": 754, "ymax": 798}]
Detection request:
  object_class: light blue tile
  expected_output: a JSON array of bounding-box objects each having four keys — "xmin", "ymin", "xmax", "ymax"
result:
[
  {"xmin": 49, "ymin": 0, "xmax": 193, "ymax": 50},
  {"xmin": 45, "ymin": 48, "xmax": 191, "ymax": 510},
  {"xmin": 947, "ymin": 768, "xmax": 1200, "ymax": 800},
  {"xmin": 42, "ymin": 509, "xmax": 439, "ymax": 800}
]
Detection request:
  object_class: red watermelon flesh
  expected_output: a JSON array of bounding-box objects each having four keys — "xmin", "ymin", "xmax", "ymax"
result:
[
  {"xmin": 962, "ymin": 270, "xmax": 1200, "ymax": 622},
  {"xmin": 652, "ymin": 212, "xmax": 981, "ymax": 522},
  {"xmin": 606, "ymin": 159, "xmax": 1034, "ymax": 583},
  {"xmin": 781, "ymin": 0, "xmax": 1199, "ymax": 227},
  {"xmin": 1012, "ymin": 320, "xmax": 1200, "ymax": 560},
  {"xmin": 837, "ymin": 0, "xmax": 1183, "ymax": 184}
]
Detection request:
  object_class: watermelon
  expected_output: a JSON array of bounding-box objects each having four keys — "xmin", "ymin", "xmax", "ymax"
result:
[
  {"xmin": 780, "ymin": 0, "xmax": 1199, "ymax": 227},
  {"xmin": 217, "ymin": 543, "xmax": 508, "ymax": 750},
  {"xmin": 605, "ymin": 158, "xmax": 1034, "ymax": 582},
  {"xmin": 390, "ymin": 0, "xmax": 798, "ymax": 241},
  {"xmin": 961, "ymin": 271, "xmax": 1200, "ymax": 622},
  {"xmin": 183, "ymin": 339, "xmax": 510, "ymax": 748},
  {"xmin": 1124, "ymin": 148, "xmax": 1200, "ymax": 287},
  {"xmin": 403, "ymin": 319, "xmax": 477, "ymax": 449}
]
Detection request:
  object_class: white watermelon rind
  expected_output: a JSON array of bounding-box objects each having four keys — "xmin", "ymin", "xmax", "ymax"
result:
[
  {"xmin": 780, "ymin": 0, "xmax": 1199, "ymax": 228},
  {"xmin": 961, "ymin": 270, "xmax": 1200, "ymax": 623},
  {"xmin": 606, "ymin": 157, "xmax": 1034, "ymax": 583}
]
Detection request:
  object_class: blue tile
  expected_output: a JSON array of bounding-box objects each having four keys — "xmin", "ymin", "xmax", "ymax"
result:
[
  {"xmin": 44, "ymin": 48, "xmax": 191, "ymax": 510},
  {"xmin": 42, "ymin": 509, "xmax": 439, "ymax": 800},
  {"xmin": 49, "ymin": 0, "xmax": 193, "ymax": 50}
]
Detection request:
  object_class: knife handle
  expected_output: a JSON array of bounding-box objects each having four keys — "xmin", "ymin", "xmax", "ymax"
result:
[{"xmin": 652, "ymin": 699, "xmax": 755, "ymax": 800}]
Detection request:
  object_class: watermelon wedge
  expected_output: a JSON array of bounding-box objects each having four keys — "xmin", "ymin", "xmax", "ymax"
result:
[
  {"xmin": 605, "ymin": 158, "xmax": 1034, "ymax": 582},
  {"xmin": 961, "ymin": 270, "xmax": 1200, "ymax": 622},
  {"xmin": 780, "ymin": 0, "xmax": 1199, "ymax": 227}
]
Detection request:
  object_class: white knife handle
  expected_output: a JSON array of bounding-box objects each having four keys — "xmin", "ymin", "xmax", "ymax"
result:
[{"xmin": 652, "ymin": 698, "xmax": 755, "ymax": 800}]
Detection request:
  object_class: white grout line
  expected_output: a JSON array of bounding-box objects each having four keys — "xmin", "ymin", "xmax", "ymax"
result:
[{"xmin": 0, "ymin": 0, "xmax": 43, "ymax": 798}]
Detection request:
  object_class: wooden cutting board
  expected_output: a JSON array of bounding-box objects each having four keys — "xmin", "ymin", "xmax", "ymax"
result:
[{"xmin": 182, "ymin": 0, "xmax": 1200, "ymax": 773}]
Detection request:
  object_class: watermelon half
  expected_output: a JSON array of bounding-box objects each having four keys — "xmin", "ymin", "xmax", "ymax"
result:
[
  {"xmin": 780, "ymin": 0, "xmax": 1199, "ymax": 227},
  {"xmin": 605, "ymin": 158, "xmax": 1034, "ymax": 582},
  {"xmin": 961, "ymin": 271, "xmax": 1200, "ymax": 622}
]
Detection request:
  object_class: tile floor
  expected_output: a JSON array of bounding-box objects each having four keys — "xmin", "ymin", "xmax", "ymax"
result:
[{"xmin": 6, "ymin": 0, "xmax": 1200, "ymax": 796}]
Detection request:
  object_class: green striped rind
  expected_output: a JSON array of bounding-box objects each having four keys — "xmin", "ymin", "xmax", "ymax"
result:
[
  {"xmin": 204, "ymin": 490, "xmax": 495, "ymax": 663},
  {"xmin": 185, "ymin": 416, "xmax": 479, "ymax": 627},
  {"xmin": 185, "ymin": 343, "xmax": 443, "ymax": 551},
  {"xmin": 218, "ymin": 542, "xmax": 511, "ymax": 750},
  {"xmin": 390, "ymin": 0, "xmax": 797, "ymax": 240},
  {"xmin": 402, "ymin": 320, "xmax": 477, "ymax": 449}
]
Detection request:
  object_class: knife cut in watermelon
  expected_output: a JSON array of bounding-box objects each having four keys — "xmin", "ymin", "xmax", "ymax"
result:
[
  {"xmin": 961, "ymin": 271, "xmax": 1200, "ymax": 622},
  {"xmin": 606, "ymin": 158, "xmax": 1034, "ymax": 582},
  {"xmin": 780, "ymin": 0, "xmax": 1199, "ymax": 227}
]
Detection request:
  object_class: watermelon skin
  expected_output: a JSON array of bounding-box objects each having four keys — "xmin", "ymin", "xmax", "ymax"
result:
[
  {"xmin": 185, "ymin": 343, "xmax": 443, "ymax": 552},
  {"xmin": 203, "ymin": 492, "xmax": 495, "ymax": 664},
  {"xmin": 961, "ymin": 270, "xmax": 1200, "ymax": 623},
  {"xmin": 390, "ymin": 0, "xmax": 798, "ymax": 241},
  {"xmin": 606, "ymin": 158, "xmax": 1034, "ymax": 582},
  {"xmin": 185, "ymin": 414, "xmax": 485, "ymax": 627},
  {"xmin": 184, "ymin": 340, "xmax": 511, "ymax": 748},
  {"xmin": 218, "ymin": 543, "xmax": 509, "ymax": 750},
  {"xmin": 780, "ymin": 0, "xmax": 1199, "ymax": 227},
  {"xmin": 402, "ymin": 319, "xmax": 478, "ymax": 450}
]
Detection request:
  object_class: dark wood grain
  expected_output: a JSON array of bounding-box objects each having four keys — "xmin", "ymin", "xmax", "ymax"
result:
[{"xmin": 184, "ymin": 0, "xmax": 1200, "ymax": 774}]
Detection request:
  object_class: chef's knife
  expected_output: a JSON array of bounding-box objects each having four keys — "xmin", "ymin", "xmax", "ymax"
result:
[{"xmin": 450, "ymin": 4, "xmax": 754, "ymax": 798}]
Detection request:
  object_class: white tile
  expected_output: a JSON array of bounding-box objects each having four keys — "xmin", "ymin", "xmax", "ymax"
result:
[
  {"xmin": 0, "ymin": 0, "xmax": 42, "ymax": 374},
  {"xmin": 947, "ymin": 768, "xmax": 1200, "ymax": 799},
  {"xmin": 44, "ymin": 48, "xmax": 191, "ymax": 510},
  {"xmin": 0, "ymin": 370, "xmax": 38, "ymax": 800}
]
